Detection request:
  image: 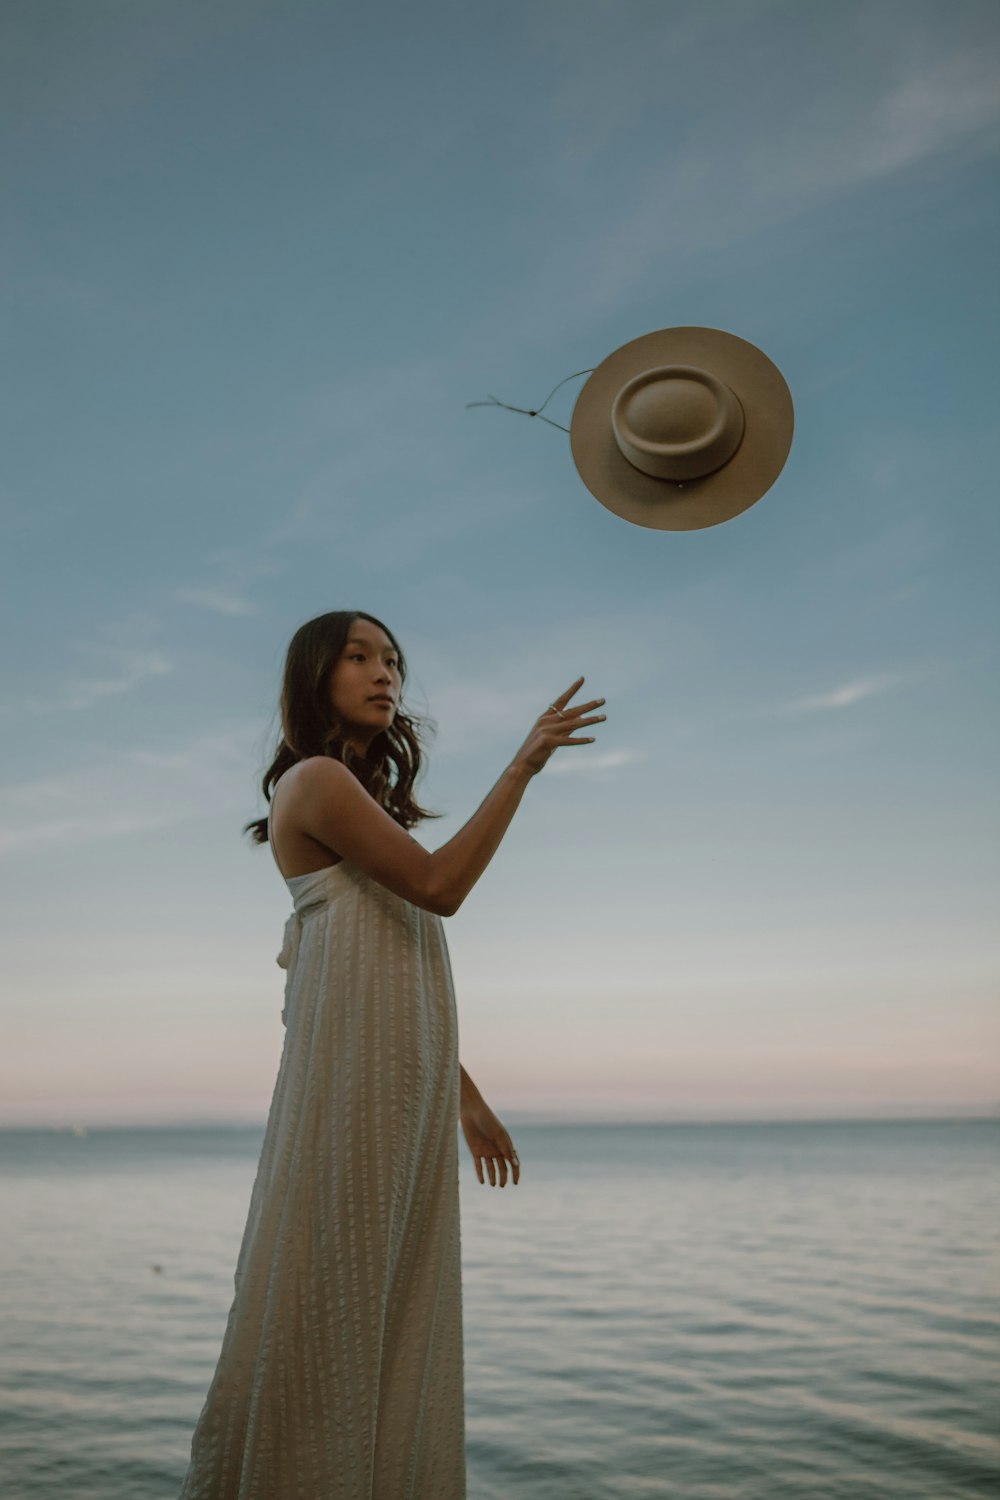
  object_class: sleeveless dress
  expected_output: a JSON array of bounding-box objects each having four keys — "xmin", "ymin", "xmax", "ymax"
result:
[{"xmin": 178, "ymin": 811, "xmax": 466, "ymax": 1499}]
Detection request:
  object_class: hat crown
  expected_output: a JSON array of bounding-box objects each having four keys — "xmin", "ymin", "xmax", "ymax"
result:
[{"xmin": 611, "ymin": 364, "xmax": 746, "ymax": 482}]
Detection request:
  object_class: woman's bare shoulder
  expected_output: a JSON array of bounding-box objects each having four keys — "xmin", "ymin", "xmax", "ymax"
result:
[
  {"xmin": 285, "ymin": 755, "xmax": 349, "ymax": 777},
  {"xmin": 282, "ymin": 756, "xmax": 353, "ymax": 800}
]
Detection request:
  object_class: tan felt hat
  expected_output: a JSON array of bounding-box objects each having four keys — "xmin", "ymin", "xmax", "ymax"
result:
[{"xmin": 569, "ymin": 326, "xmax": 794, "ymax": 530}]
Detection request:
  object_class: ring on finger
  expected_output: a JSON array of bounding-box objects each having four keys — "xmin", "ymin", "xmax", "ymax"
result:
[{"xmin": 547, "ymin": 703, "xmax": 568, "ymax": 719}]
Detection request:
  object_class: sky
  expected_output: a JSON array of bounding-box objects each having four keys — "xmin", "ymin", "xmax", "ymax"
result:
[{"xmin": 1, "ymin": 0, "xmax": 998, "ymax": 1126}]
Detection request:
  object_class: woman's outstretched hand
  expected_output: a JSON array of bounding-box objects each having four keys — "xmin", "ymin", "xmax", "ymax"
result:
[
  {"xmin": 511, "ymin": 677, "xmax": 606, "ymax": 777},
  {"xmin": 461, "ymin": 1095, "xmax": 521, "ymax": 1187}
]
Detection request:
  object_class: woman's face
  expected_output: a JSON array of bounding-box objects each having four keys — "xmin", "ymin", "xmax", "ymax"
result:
[{"xmin": 329, "ymin": 618, "xmax": 402, "ymax": 747}]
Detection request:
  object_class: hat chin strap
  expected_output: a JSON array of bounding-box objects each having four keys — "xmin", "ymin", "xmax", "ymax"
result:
[{"xmin": 611, "ymin": 364, "xmax": 746, "ymax": 482}]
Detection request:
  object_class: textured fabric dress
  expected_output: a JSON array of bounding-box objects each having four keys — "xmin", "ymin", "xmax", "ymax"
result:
[{"xmin": 178, "ymin": 835, "xmax": 466, "ymax": 1499}]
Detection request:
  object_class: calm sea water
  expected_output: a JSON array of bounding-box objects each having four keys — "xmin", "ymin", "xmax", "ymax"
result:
[{"xmin": 0, "ymin": 1120, "xmax": 997, "ymax": 1499}]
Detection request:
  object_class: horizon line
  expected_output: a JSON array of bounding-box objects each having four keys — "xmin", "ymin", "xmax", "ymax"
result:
[{"xmin": 2, "ymin": 1111, "xmax": 997, "ymax": 1134}]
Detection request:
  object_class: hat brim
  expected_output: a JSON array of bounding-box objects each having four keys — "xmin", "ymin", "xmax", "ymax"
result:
[{"xmin": 570, "ymin": 326, "xmax": 794, "ymax": 531}]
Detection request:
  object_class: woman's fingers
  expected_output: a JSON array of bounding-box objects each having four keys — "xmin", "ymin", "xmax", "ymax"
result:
[
  {"xmin": 511, "ymin": 679, "xmax": 606, "ymax": 776},
  {"xmin": 481, "ymin": 1154, "xmax": 509, "ymax": 1186},
  {"xmin": 546, "ymin": 697, "xmax": 604, "ymax": 720},
  {"xmin": 543, "ymin": 700, "xmax": 606, "ymax": 734},
  {"xmin": 551, "ymin": 699, "xmax": 605, "ymax": 722},
  {"xmin": 550, "ymin": 712, "xmax": 606, "ymax": 741},
  {"xmin": 550, "ymin": 676, "xmax": 586, "ymax": 713},
  {"xmin": 475, "ymin": 1143, "xmax": 520, "ymax": 1187},
  {"xmin": 547, "ymin": 694, "xmax": 602, "ymax": 714},
  {"xmin": 532, "ymin": 694, "xmax": 607, "ymax": 759}
]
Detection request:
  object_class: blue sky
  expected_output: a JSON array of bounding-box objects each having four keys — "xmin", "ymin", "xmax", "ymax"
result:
[{"xmin": 2, "ymin": 0, "xmax": 998, "ymax": 1125}]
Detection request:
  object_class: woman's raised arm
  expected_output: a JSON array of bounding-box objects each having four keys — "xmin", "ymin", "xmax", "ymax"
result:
[{"xmin": 292, "ymin": 677, "xmax": 605, "ymax": 916}]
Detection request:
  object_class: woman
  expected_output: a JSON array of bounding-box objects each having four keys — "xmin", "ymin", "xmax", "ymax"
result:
[{"xmin": 178, "ymin": 609, "xmax": 605, "ymax": 1500}]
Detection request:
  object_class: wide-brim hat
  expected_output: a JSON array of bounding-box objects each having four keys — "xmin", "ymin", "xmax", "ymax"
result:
[{"xmin": 570, "ymin": 326, "xmax": 794, "ymax": 531}]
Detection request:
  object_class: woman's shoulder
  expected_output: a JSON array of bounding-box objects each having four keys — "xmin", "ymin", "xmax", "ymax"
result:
[{"xmin": 282, "ymin": 755, "xmax": 352, "ymax": 797}]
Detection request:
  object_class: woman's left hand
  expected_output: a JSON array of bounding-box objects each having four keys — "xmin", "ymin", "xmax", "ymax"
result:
[{"xmin": 460, "ymin": 1096, "xmax": 520, "ymax": 1187}]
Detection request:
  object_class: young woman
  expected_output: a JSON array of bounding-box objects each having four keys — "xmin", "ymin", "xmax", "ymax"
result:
[{"xmin": 178, "ymin": 609, "xmax": 605, "ymax": 1500}]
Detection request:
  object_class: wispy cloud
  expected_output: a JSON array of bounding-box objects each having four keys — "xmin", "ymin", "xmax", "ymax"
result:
[
  {"xmin": 64, "ymin": 648, "xmax": 174, "ymax": 710},
  {"xmin": 867, "ymin": 44, "xmax": 1000, "ymax": 177},
  {"xmin": 465, "ymin": 11, "xmax": 1000, "ymax": 349},
  {"xmin": 126, "ymin": 728, "xmax": 259, "ymax": 780},
  {"xmin": 0, "ymin": 813, "xmax": 173, "ymax": 858},
  {"xmin": 174, "ymin": 585, "xmax": 258, "ymax": 617},
  {"xmin": 406, "ymin": 599, "xmax": 704, "ymax": 758},
  {"xmin": 0, "ymin": 724, "xmax": 260, "ymax": 858},
  {"xmin": 785, "ymin": 675, "xmax": 902, "ymax": 714},
  {"xmin": 171, "ymin": 552, "xmax": 286, "ymax": 617},
  {"xmin": 1, "ymin": 643, "xmax": 173, "ymax": 719},
  {"xmin": 547, "ymin": 748, "xmax": 644, "ymax": 776},
  {"xmin": 262, "ymin": 352, "xmax": 460, "ymax": 552}
]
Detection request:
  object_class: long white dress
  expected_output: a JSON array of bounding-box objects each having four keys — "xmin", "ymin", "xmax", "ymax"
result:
[{"xmin": 178, "ymin": 829, "xmax": 466, "ymax": 1498}]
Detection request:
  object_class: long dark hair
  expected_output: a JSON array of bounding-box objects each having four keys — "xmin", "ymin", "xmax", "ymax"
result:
[{"xmin": 243, "ymin": 610, "xmax": 438, "ymax": 845}]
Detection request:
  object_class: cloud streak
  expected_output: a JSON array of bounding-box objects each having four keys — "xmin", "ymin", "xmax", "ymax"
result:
[
  {"xmin": 465, "ymin": 10, "xmax": 1000, "ymax": 350},
  {"xmin": 407, "ymin": 599, "xmax": 704, "ymax": 759},
  {"xmin": 173, "ymin": 586, "xmax": 259, "ymax": 617},
  {"xmin": 63, "ymin": 648, "xmax": 174, "ymax": 710},
  {"xmin": 0, "ymin": 724, "xmax": 259, "ymax": 858},
  {"xmin": 547, "ymin": 748, "xmax": 644, "ymax": 776},
  {"xmin": 0, "ymin": 643, "xmax": 173, "ymax": 720},
  {"xmin": 785, "ymin": 675, "xmax": 902, "ymax": 713}
]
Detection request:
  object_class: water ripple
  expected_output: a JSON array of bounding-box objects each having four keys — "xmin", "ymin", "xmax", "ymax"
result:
[{"xmin": 1, "ymin": 1121, "xmax": 998, "ymax": 1498}]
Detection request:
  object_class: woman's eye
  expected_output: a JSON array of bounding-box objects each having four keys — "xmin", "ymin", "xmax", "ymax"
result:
[{"xmin": 347, "ymin": 650, "xmax": 397, "ymax": 666}]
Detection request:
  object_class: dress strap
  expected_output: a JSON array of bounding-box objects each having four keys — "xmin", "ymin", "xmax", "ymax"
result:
[
  {"xmin": 266, "ymin": 773, "xmax": 290, "ymax": 878},
  {"xmin": 266, "ymin": 774, "xmax": 284, "ymax": 841}
]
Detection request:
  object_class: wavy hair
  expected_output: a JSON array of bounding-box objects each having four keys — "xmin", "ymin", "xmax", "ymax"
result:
[{"xmin": 244, "ymin": 610, "xmax": 438, "ymax": 845}]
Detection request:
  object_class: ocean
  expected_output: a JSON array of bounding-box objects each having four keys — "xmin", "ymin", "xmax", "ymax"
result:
[{"xmin": 1, "ymin": 1120, "xmax": 997, "ymax": 1498}]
